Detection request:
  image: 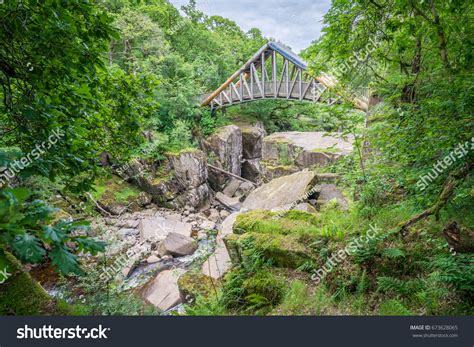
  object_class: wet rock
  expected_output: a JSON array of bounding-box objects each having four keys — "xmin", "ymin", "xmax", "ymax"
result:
[
  {"xmin": 157, "ymin": 232, "xmax": 198, "ymax": 257},
  {"xmin": 143, "ymin": 269, "xmax": 186, "ymax": 311},
  {"xmin": 242, "ymin": 171, "xmax": 317, "ymax": 211},
  {"xmin": 215, "ymin": 192, "xmax": 241, "ymax": 211}
]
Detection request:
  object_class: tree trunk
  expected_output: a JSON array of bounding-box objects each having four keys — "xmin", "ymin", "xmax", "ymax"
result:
[{"xmin": 442, "ymin": 221, "xmax": 474, "ymax": 253}]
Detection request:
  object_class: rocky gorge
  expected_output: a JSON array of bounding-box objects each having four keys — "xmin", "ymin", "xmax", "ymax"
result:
[{"xmin": 83, "ymin": 124, "xmax": 354, "ymax": 312}]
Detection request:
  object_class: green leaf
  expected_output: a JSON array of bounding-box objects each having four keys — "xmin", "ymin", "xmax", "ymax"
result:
[
  {"xmin": 12, "ymin": 233, "xmax": 46, "ymax": 263},
  {"xmin": 49, "ymin": 245, "xmax": 81, "ymax": 275},
  {"xmin": 73, "ymin": 236, "xmax": 106, "ymax": 256}
]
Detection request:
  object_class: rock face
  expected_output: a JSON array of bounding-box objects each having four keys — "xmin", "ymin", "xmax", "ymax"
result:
[
  {"xmin": 124, "ymin": 149, "xmax": 210, "ymax": 209},
  {"xmin": 169, "ymin": 150, "xmax": 208, "ymax": 187},
  {"xmin": 202, "ymin": 125, "xmax": 242, "ymax": 189},
  {"xmin": 201, "ymin": 212, "xmax": 239, "ymax": 279},
  {"xmin": 158, "ymin": 232, "xmax": 198, "ymax": 257},
  {"xmin": 143, "ymin": 268, "xmax": 186, "ymax": 311},
  {"xmin": 241, "ymin": 125, "xmax": 265, "ymax": 159},
  {"xmin": 240, "ymin": 125, "xmax": 265, "ymax": 183},
  {"xmin": 242, "ymin": 170, "xmax": 317, "ymax": 211},
  {"xmin": 261, "ymin": 131, "xmax": 353, "ymax": 180},
  {"xmin": 241, "ymin": 158, "xmax": 263, "ymax": 183}
]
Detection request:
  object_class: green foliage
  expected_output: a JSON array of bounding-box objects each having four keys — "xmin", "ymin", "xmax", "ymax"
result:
[
  {"xmin": 378, "ymin": 299, "xmax": 413, "ymax": 316},
  {"xmin": 62, "ymin": 266, "xmax": 158, "ymax": 316},
  {"xmin": 0, "ymin": 188, "xmax": 105, "ymax": 274}
]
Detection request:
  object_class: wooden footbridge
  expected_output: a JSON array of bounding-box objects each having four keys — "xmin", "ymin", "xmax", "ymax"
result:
[{"xmin": 201, "ymin": 41, "xmax": 369, "ymax": 111}]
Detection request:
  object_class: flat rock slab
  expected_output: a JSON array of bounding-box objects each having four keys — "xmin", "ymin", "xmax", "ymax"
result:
[
  {"xmin": 264, "ymin": 131, "xmax": 354, "ymax": 155},
  {"xmin": 242, "ymin": 171, "xmax": 317, "ymax": 211},
  {"xmin": 140, "ymin": 216, "xmax": 192, "ymax": 241},
  {"xmin": 143, "ymin": 268, "xmax": 186, "ymax": 311},
  {"xmin": 201, "ymin": 238, "xmax": 232, "ymax": 279},
  {"xmin": 201, "ymin": 212, "xmax": 239, "ymax": 279},
  {"xmin": 215, "ymin": 192, "xmax": 241, "ymax": 211}
]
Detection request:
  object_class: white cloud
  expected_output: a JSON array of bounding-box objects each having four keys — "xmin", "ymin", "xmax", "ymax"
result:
[{"xmin": 168, "ymin": 0, "xmax": 331, "ymax": 53}]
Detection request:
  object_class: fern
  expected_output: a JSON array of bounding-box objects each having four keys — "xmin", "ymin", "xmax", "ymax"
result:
[
  {"xmin": 382, "ymin": 248, "xmax": 406, "ymax": 259},
  {"xmin": 379, "ymin": 299, "xmax": 413, "ymax": 315}
]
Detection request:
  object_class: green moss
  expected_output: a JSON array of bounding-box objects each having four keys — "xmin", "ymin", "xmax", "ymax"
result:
[
  {"xmin": 91, "ymin": 175, "xmax": 141, "ymax": 205},
  {"xmin": 178, "ymin": 271, "xmax": 219, "ymax": 300},
  {"xmin": 150, "ymin": 172, "xmax": 172, "ymax": 186},
  {"xmin": 164, "ymin": 147, "xmax": 199, "ymax": 156},
  {"xmin": 311, "ymin": 147, "xmax": 339, "ymax": 154},
  {"xmin": 0, "ymin": 250, "xmax": 74, "ymax": 315},
  {"xmin": 242, "ymin": 270, "xmax": 285, "ymax": 306},
  {"xmin": 234, "ymin": 210, "xmax": 320, "ymax": 236},
  {"xmin": 239, "ymin": 233, "xmax": 316, "ymax": 269}
]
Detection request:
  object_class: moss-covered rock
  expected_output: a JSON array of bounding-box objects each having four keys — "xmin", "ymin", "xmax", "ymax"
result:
[
  {"xmin": 225, "ymin": 232, "xmax": 317, "ymax": 269},
  {"xmin": 0, "ymin": 250, "xmax": 75, "ymax": 315},
  {"xmin": 92, "ymin": 175, "xmax": 144, "ymax": 214},
  {"xmin": 241, "ymin": 270, "xmax": 285, "ymax": 305},
  {"xmin": 233, "ymin": 210, "xmax": 320, "ymax": 236},
  {"xmin": 177, "ymin": 271, "xmax": 219, "ymax": 301}
]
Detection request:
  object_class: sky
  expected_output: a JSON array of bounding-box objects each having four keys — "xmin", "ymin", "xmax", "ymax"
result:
[{"xmin": 168, "ymin": 0, "xmax": 332, "ymax": 53}]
